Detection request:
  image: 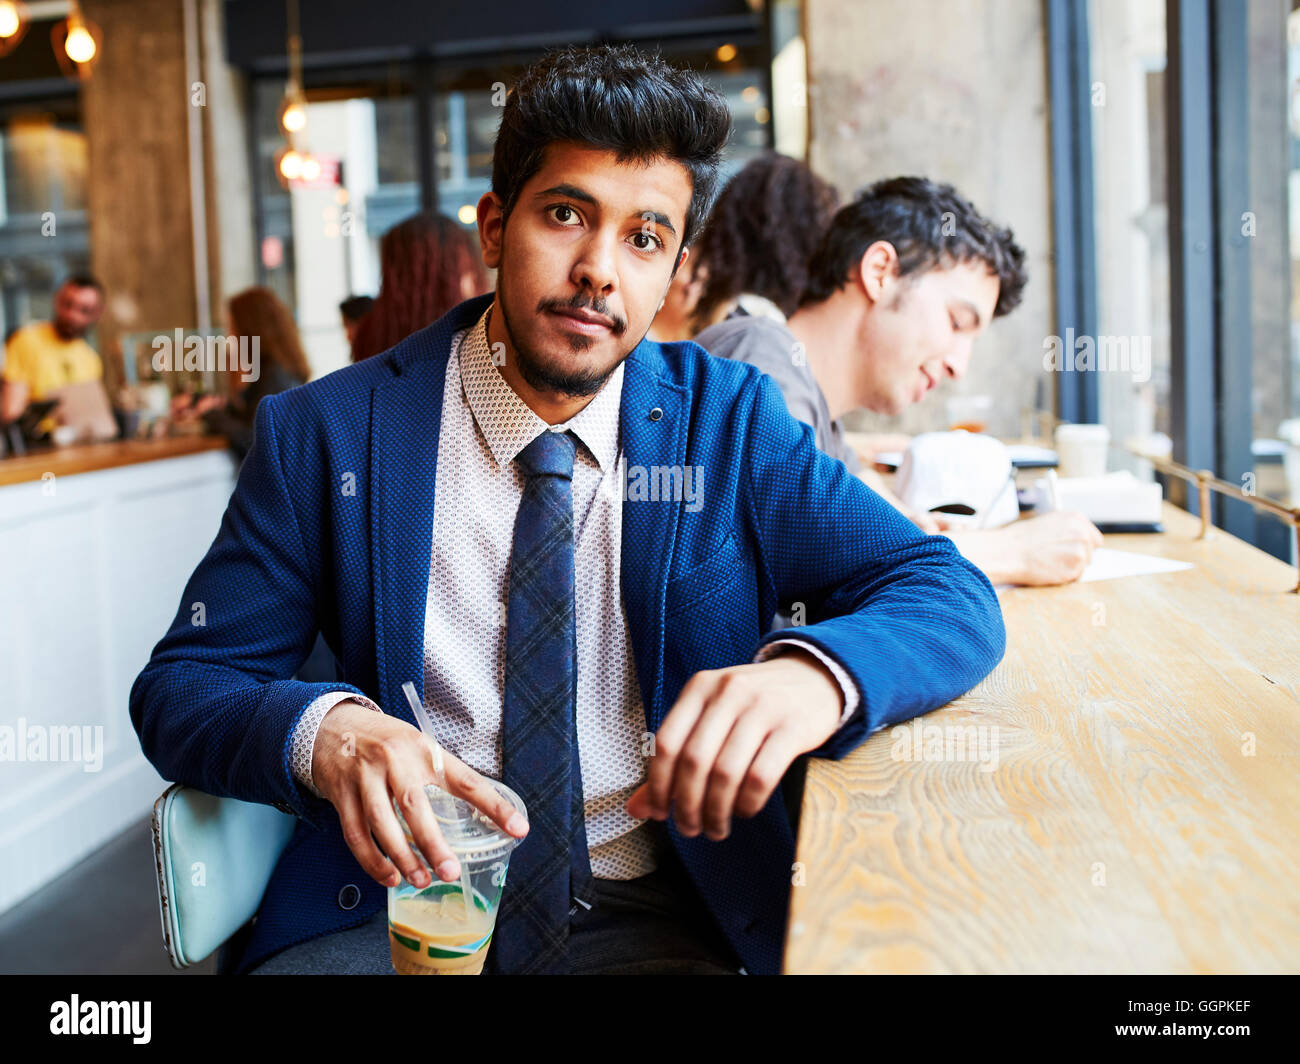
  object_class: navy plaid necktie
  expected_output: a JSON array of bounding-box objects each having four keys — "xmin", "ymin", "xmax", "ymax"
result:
[{"xmin": 491, "ymin": 428, "xmax": 597, "ymax": 975}]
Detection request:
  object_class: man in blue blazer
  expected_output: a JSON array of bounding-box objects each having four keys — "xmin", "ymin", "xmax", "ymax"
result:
[{"xmin": 131, "ymin": 44, "xmax": 1005, "ymax": 976}]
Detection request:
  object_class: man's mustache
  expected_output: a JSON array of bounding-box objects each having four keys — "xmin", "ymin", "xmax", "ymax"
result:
[{"xmin": 536, "ymin": 293, "xmax": 627, "ymax": 335}]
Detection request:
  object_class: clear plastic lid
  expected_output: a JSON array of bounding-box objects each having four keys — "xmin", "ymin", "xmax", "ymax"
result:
[{"xmin": 393, "ymin": 779, "xmax": 527, "ymax": 865}]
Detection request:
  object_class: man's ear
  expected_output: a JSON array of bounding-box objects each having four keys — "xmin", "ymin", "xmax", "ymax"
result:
[
  {"xmin": 477, "ymin": 192, "xmax": 505, "ymax": 270},
  {"xmin": 659, "ymin": 246, "xmax": 692, "ymax": 313},
  {"xmin": 667, "ymin": 244, "xmax": 690, "ymax": 282},
  {"xmin": 856, "ymin": 240, "xmax": 901, "ymax": 306}
]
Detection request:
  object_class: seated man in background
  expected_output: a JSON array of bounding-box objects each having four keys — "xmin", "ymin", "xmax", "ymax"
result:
[
  {"xmin": 695, "ymin": 175, "xmax": 1101, "ymax": 587},
  {"xmin": 0, "ymin": 273, "xmax": 106, "ymax": 425}
]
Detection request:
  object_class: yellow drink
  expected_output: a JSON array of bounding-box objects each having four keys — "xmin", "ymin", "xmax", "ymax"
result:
[{"xmin": 388, "ymin": 883, "xmax": 497, "ymax": 975}]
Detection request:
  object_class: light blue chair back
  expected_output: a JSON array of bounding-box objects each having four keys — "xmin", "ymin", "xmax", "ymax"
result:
[{"xmin": 151, "ymin": 784, "xmax": 297, "ymax": 969}]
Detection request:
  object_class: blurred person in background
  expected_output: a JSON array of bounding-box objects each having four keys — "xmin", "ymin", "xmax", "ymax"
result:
[
  {"xmin": 172, "ymin": 286, "xmax": 311, "ymax": 463},
  {"xmin": 686, "ymin": 152, "xmax": 841, "ymax": 332},
  {"xmin": 0, "ymin": 274, "xmax": 105, "ymax": 424},
  {"xmin": 339, "ymin": 294, "xmax": 375, "ymax": 347},
  {"xmin": 697, "ymin": 175, "xmax": 1102, "ymax": 586},
  {"xmin": 349, "ymin": 211, "xmax": 489, "ymax": 362}
]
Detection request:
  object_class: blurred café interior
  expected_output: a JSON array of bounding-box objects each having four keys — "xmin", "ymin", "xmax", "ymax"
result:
[{"xmin": 0, "ymin": 0, "xmax": 1297, "ymax": 975}]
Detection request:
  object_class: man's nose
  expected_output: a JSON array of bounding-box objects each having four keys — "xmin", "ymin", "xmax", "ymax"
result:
[
  {"xmin": 945, "ymin": 338, "xmax": 974, "ymax": 380},
  {"xmin": 571, "ymin": 231, "xmax": 618, "ymax": 294}
]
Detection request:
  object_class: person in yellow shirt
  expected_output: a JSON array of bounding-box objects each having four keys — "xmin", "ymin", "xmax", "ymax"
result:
[{"xmin": 0, "ymin": 274, "xmax": 105, "ymax": 424}]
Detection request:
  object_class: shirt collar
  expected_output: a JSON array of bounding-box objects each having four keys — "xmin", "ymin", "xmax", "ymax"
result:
[{"xmin": 458, "ymin": 303, "xmax": 623, "ymax": 473}]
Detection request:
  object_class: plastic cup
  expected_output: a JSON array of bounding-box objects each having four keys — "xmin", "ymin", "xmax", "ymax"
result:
[
  {"xmin": 387, "ymin": 778, "xmax": 526, "ymax": 975},
  {"xmin": 946, "ymin": 394, "xmax": 993, "ymax": 434},
  {"xmin": 1055, "ymin": 423, "xmax": 1111, "ymax": 478}
]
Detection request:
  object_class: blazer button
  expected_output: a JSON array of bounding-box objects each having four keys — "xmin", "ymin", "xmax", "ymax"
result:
[
  {"xmin": 648, "ymin": 407, "xmax": 663, "ymax": 421},
  {"xmin": 338, "ymin": 884, "xmax": 361, "ymax": 910}
]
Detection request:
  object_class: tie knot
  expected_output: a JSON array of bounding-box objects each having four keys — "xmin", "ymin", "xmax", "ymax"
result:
[{"xmin": 517, "ymin": 429, "xmax": 576, "ymax": 479}]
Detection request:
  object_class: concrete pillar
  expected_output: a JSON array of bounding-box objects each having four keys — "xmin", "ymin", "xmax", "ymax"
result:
[
  {"xmin": 78, "ymin": 0, "xmax": 254, "ymax": 391},
  {"xmin": 804, "ymin": 0, "xmax": 1055, "ymax": 437},
  {"xmin": 80, "ymin": 0, "xmax": 198, "ymax": 394}
]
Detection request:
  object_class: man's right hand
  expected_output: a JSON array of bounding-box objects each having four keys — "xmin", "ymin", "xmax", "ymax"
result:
[
  {"xmin": 1005, "ymin": 510, "xmax": 1104, "ymax": 585},
  {"xmin": 311, "ymin": 700, "xmax": 529, "ymax": 890},
  {"xmin": 946, "ymin": 510, "xmax": 1103, "ymax": 586}
]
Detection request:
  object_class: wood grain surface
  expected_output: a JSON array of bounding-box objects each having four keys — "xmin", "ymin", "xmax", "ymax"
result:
[
  {"xmin": 0, "ymin": 436, "xmax": 228, "ymax": 487},
  {"xmin": 785, "ymin": 504, "xmax": 1300, "ymax": 973}
]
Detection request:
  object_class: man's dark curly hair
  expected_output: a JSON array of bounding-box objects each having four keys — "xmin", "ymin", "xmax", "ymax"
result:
[
  {"xmin": 800, "ymin": 176, "xmax": 1028, "ymax": 317},
  {"xmin": 491, "ymin": 44, "xmax": 732, "ymax": 253},
  {"xmin": 688, "ymin": 153, "xmax": 840, "ymax": 329}
]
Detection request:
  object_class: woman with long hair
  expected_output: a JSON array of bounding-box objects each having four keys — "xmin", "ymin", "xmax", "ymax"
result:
[
  {"xmin": 172, "ymin": 285, "xmax": 312, "ymax": 463},
  {"xmin": 350, "ymin": 212, "xmax": 488, "ymax": 362}
]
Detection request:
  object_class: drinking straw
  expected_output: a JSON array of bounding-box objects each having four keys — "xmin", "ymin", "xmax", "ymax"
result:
[
  {"xmin": 400, "ymin": 681, "xmax": 471, "ymax": 919},
  {"xmin": 401, "ymin": 681, "xmax": 445, "ymax": 788}
]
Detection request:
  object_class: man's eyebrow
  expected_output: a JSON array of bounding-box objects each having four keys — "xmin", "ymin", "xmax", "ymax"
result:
[
  {"xmin": 638, "ymin": 211, "xmax": 677, "ymax": 238},
  {"xmin": 534, "ymin": 183, "xmax": 597, "ymax": 205},
  {"xmin": 533, "ymin": 184, "xmax": 679, "ymax": 238}
]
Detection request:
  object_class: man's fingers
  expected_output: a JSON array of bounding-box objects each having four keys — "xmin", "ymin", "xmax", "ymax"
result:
[
  {"xmin": 336, "ymin": 791, "xmax": 401, "ymax": 888},
  {"xmin": 734, "ymin": 728, "xmax": 800, "ymax": 819},
  {"xmin": 361, "ymin": 773, "xmax": 431, "ymax": 886},
  {"xmin": 667, "ymin": 683, "xmax": 752, "ymax": 837},
  {"xmin": 644, "ymin": 673, "xmax": 713, "ymax": 817},
  {"xmin": 445, "ymin": 757, "xmax": 529, "ymax": 837},
  {"xmin": 392, "ymin": 776, "xmax": 459, "ymax": 884},
  {"xmin": 700, "ymin": 707, "xmax": 778, "ymax": 839},
  {"xmin": 626, "ymin": 782, "xmax": 654, "ymax": 820}
]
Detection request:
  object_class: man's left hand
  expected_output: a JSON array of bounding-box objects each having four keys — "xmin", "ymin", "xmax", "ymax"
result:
[{"xmin": 625, "ymin": 651, "xmax": 844, "ymax": 841}]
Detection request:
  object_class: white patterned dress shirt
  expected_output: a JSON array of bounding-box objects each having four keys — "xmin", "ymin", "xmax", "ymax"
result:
[{"xmin": 289, "ymin": 305, "xmax": 860, "ymax": 879}]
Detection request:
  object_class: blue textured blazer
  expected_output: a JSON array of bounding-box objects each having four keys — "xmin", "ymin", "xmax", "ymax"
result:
[{"xmin": 129, "ymin": 292, "xmax": 1006, "ymax": 976}]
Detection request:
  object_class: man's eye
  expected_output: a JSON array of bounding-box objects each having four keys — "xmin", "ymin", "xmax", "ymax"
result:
[
  {"xmin": 549, "ymin": 204, "xmax": 580, "ymax": 225},
  {"xmin": 630, "ymin": 231, "xmax": 662, "ymax": 252}
]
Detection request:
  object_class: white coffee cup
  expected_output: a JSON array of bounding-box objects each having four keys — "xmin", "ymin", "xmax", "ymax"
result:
[{"xmin": 1055, "ymin": 423, "xmax": 1110, "ymax": 478}]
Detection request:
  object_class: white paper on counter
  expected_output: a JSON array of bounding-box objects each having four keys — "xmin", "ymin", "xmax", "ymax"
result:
[
  {"xmin": 1076, "ymin": 548, "xmax": 1193, "ymax": 583},
  {"xmin": 995, "ymin": 548, "xmax": 1194, "ymax": 591}
]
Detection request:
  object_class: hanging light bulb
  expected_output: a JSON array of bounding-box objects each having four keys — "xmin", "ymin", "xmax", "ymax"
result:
[
  {"xmin": 280, "ymin": 94, "xmax": 307, "ymax": 133},
  {"xmin": 0, "ymin": 1, "xmax": 25, "ymax": 42},
  {"xmin": 278, "ymin": 148, "xmax": 304, "ymax": 182},
  {"xmin": 64, "ymin": 17, "xmax": 95, "ymax": 63},
  {"xmin": 0, "ymin": 0, "xmax": 27, "ymax": 58},
  {"xmin": 51, "ymin": 3, "xmax": 101, "ymax": 79},
  {"xmin": 279, "ymin": 0, "xmax": 308, "ymax": 134},
  {"xmin": 271, "ymin": 0, "xmax": 312, "ymax": 190}
]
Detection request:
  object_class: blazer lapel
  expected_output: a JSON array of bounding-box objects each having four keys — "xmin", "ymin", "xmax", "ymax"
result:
[
  {"xmin": 620, "ymin": 339, "xmax": 689, "ymax": 731},
  {"xmin": 369, "ymin": 293, "xmax": 494, "ymax": 724}
]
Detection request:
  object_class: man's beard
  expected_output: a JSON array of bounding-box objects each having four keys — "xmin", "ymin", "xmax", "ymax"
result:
[{"xmin": 497, "ymin": 272, "xmax": 630, "ymax": 399}]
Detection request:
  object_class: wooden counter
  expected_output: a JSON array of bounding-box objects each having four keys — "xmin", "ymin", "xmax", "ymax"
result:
[
  {"xmin": 785, "ymin": 503, "xmax": 1300, "ymax": 973},
  {"xmin": 0, "ymin": 435, "xmax": 229, "ymax": 487}
]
